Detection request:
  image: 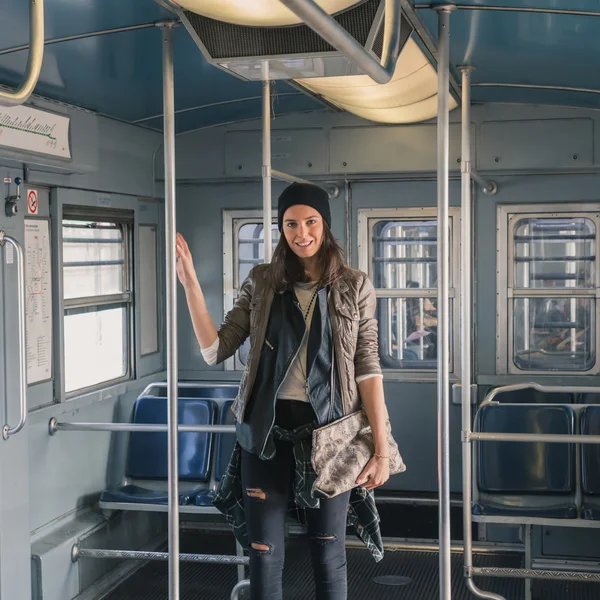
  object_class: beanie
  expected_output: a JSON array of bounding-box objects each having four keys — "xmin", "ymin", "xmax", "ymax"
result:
[{"xmin": 277, "ymin": 182, "xmax": 331, "ymax": 232}]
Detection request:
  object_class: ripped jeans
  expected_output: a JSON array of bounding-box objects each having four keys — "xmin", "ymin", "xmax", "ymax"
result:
[{"xmin": 241, "ymin": 400, "xmax": 351, "ymax": 600}]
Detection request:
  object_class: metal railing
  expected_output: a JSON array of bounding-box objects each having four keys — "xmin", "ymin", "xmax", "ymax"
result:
[
  {"xmin": 0, "ymin": 0, "xmax": 44, "ymax": 106},
  {"xmin": 463, "ymin": 382, "xmax": 600, "ymax": 600},
  {"xmin": 0, "ymin": 232, "xmax": 27, "ymax": 440}
]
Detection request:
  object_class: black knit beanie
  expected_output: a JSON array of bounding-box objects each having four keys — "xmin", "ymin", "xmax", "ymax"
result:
[{"xmin": 277, "ymin": 182, "xmax": 331, "ymax": 232}]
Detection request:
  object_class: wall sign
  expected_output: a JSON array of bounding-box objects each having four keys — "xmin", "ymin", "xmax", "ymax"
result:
[{"xmin": 0, "ymin": 104, "xmax": 71, "ymax": 160}]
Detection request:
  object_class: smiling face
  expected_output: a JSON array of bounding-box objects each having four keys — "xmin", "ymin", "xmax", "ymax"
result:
[{"xmin": 282, "ymin": 204, "xmax": 325, "ymax": 264}]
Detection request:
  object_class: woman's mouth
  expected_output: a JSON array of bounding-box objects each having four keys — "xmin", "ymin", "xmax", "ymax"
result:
[{"xmin": 296, "ymin": 240, "xmax": 313, "ymax": 248}]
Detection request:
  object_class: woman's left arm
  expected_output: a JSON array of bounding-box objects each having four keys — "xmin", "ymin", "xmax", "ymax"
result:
[
  {"xmin": 353, "ymin": 275, "xmax": 390, "ymax": 490},
  {"xmin": 357, "ymin": 376, "xmax": 390, "ymax": 490}
]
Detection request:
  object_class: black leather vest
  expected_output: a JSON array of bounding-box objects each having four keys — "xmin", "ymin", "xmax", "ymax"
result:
[{"xmin": 235, "ymin": 287, "xmax": 343, "ymax": 459}]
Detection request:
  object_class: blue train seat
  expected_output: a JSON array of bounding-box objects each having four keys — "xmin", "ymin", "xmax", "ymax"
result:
[
  {"xmin": 143, "ymin": 382, "xmax": 238, "ymax": 400},
  {"xmin": 472, "ymin": 404, "xmax": 577, "ymax": 519},
  {"xmin": 579, "ymin": 393, "xmax": 600, "ymax": 405},
  {"xmin": 100, "ymin": 396, "xmax": 216, "ymax": 506},
  {"xmin": 581, "ymin": 406, "xmax": 600, "ymax": 520},
  {"xmin": 489, "ymin": 387, "xmax": 573, "ymax": 404}
]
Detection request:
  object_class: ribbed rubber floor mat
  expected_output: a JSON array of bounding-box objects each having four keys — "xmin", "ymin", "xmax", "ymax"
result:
[{"xmin": 101, "ymin": 532, "xmax": 600, "ymax": 599}]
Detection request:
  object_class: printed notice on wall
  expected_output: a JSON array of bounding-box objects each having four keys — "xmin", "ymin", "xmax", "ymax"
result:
[
  {"xmin": 24, "ymin": 220, "xmax": 53, "ymax": 384},
  {"xmin": 0, "ymin": 104, "xmax": 71, "ymax": 159}
]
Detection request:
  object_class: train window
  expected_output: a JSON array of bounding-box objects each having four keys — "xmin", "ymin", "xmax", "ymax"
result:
[
  {"xmin": 497, "ymin": 207, "xmax": 600, "ymax": 374},
  {"xmin": 62, "ymin": 212, "xmax": 133, "ymax": 394},
  {"xmin": 358, "ymin": 208, "xmax": 460, "ymax": 378},
  {"xmin": 223, "ymin": 211, "xmax": 278, "ymax": 370}
]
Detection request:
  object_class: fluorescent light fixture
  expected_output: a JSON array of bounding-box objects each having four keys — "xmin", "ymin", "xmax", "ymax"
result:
[
  {"xmin": 297, "ymin": 38, "xmax": 458, "ymax": 123},
  {"xmin": 177, "ymin": 0, "xmax": 361, "ymax": 27}
]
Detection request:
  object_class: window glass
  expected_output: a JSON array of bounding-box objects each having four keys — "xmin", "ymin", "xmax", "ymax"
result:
[
  {"xmin": 62, "ymin": 220, "xmax": 125, "ymax": 299},
  {"xmin": 64, "ymin": 306, "xmax": 128, "ymax": 392},
  {"xmin": 237, "ymin": 223, "xmax": 280, "ymax": 287},
  {"xmin": 372, "ymin": 220, "xmax": 437, "ymax": 290},
  {"xmin": 376, "ymin": 297, "xmax": 441, "ymax": 370},
  {"xmin": 514, "ymin": 217, "xmax": 596, "ymax": 289},
  {"xmin": 513, "ymin": 297, "xmax": 595, "ymax": 371}
]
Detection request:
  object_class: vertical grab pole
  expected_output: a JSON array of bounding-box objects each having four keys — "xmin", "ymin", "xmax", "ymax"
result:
[
  {"xmin": 460, "ymin": 67, "xmax": 506, "ymax": 600},
  {"xmin": 434, "ymin": 6, "xmax": 453, "ymax": 600},
  {"xmin": 0, "ymin": 234, "xmax": 27, "ymax": 439},
  {"xmin": 262, "ymin": 64, "xmax": 273, "ymax": 263},
  {"xmin": 161, "ymin": 23, "xmax": 180, "ymax": 600}
]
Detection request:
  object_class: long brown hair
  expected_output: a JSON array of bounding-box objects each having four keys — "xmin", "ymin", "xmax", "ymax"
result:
[{"xmin": 268, "ymin": 222, "xmax": 348, "ymax": 292}]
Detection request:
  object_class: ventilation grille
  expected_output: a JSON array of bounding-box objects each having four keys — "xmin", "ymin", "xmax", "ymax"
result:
[
  {"xmin": 185, "ymin": 0, "xmax": 381, "ymax": 59},
  {"xmin": 372, "ymin": 15, "xmax": 414, "ymax": 59}
]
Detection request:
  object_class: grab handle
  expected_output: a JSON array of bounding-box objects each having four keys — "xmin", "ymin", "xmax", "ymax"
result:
[{"xmin": 0, "ymin": 231, "xmax": 27, "ymax": 439}]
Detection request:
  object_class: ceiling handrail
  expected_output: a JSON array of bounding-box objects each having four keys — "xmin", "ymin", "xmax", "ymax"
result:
[{"xmin": 0, "ymin": 0, "xmax": 44, "ymax": 107}]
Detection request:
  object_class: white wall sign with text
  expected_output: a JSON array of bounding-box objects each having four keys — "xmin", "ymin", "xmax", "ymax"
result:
[{"xmin": 0, "ymin": 104, "xmax": 71, "ymax": 160}]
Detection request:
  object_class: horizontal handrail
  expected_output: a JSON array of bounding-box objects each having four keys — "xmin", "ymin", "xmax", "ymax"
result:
[
  {"xmin": 48, "ymin": 418, "xmax": 235, "ymax": 435},
  {"xmin": 470, "ymin": 169, "xmax": 497, "ymax": 195},
  {"xmin": 279, "ymin": 0, "xmax": 402, "ymax": 84},
  {"xmin": 481, "ymin": 382, "xmax": 600, "ymax": 407},
  {"xmin": 71, "ymin": 545, "xmax": 248, "ymax": 565},
  {"xmin": 470, "ymin": 432, "xmax": 600, "ymax": 444},
  {"xmin": 471, "ymin": 566, "xmax": 600, "ymax": 583}
]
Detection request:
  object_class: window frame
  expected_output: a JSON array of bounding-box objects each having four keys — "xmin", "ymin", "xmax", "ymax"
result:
[
  {"xmin": 358, "ymin": 207, "xmax": 461, "ymax": 382},
  {"xmin": 61, "ymin": 209, "xmax": 134, "ymax": 397},
  {"xmin": 223, "ymin": 209, "xmax": 278, "ymax": 371},
  {"xmin": 496, "ymin": 203, "xmax": 600, "ymax": 375}
]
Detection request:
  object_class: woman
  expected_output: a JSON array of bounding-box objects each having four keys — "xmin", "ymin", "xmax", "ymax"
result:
[{"xmin": 176, "ymin": 182, "xmax": 391, "ymax": 600}]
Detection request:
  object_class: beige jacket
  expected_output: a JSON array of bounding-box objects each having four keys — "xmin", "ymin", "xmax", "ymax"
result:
[{"xmin": 215, "ymin": 264, "xmax": 382, "ymax": 422}]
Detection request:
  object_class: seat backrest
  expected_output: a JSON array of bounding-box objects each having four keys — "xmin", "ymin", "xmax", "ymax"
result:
[
  {"xmin": 581, "ymin": 406, "xmax": 600, "ymax": 495},
  {"xmin": 126, "ymin": 396, "xmax": 216, "ymax": 482},
  {"xmin": 144, "ymin": 383, "xmax": 238, "ymax": 399},
  {"xmin": 477, "ymin": 404, "xmax": 575, "ymax": 494},
  {"xmin": 579, "ymin": 393, "xmax": 600, "ymax": 405},
  {"xmin": 492, "ymin": 387, "xmax": 573, "ymax": 404},
  {"xmin": 215, "ymin": 400, "xmax": 236, "ymax": 481}
]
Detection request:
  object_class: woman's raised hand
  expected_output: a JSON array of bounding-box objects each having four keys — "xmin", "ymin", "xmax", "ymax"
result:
[{"xmin": 176, "ymin": 232, "xmax": 199, "ymax": 291}]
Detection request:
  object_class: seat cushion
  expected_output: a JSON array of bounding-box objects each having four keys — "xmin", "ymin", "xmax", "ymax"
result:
[
  {"xmin": 100, "ymin": 485, "xmax": 194, "ymax": 505},
  {"xmin": 193, "ymin": 489, "xmax": 216, "ymax": 507},
  {"xmin": 473, "ymin": 502, "xmax": 577, "ymax": 519}
]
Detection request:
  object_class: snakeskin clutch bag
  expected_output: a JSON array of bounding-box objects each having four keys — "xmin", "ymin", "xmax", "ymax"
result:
[{"xmin": 311, "ymin": 410, "xmax": 406, "ymax": 499}]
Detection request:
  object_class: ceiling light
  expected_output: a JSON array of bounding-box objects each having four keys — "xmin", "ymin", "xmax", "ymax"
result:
[
  {"xmin": 297, "ymin": 38, "xmax": 458, "ymax": 123},
  {"xmin": 177, "ymin": 0, "xmax": 361, "ymax": 27}
]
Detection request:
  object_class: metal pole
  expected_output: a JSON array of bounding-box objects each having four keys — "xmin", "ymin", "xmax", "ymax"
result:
[
  {"xmin": 459, "ymin": 66, "xmax": 506, "ymax": 600},
  {"xmin": 161, "ymin": 23, "xmax": 179, "ymax": 600},
  {"xmin": 279, "ymin": 0, "xmax": 402, "ymax": 84},
  {"xmin": 73, "ymin": 546, "xmax": 249, "ymax": 565},
  {"xmin": 434, "ymin": 6, "xmax": 453, "ymax": 599},
  {"xmin": 0, "ymin": 234, "xmax": 27, "ymax": 439},
  {"xmin": 0, "ymin": 0, "xmax": 44, "ymax": 106},
  {"xmin": 459, "ymin": 63, "xmax": 475, "ymax": 597},
  {"xmin": 262, "ymin": 67, "xmax": 273, "ymax": 263},
  {"xmin": 48, "ymin": 420, "xmax": 235, "ymax": 434}
]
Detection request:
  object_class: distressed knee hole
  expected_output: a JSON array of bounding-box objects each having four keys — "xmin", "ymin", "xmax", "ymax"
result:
[
  {"xmin": 250, "ymin": 542, "xmax": 271, "ymax": 553},
  {"xmin": 311, "ymin": 533, "xmax": 337, "ymax": 545},
  {"xmin": 246, "ymin": 487, "xmax": 267, "ymax": 501}
]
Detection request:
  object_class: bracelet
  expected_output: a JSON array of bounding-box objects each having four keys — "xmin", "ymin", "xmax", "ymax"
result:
[{"xmin": 374, "ymin": 453, "xmax": 390, "ymax": 460}]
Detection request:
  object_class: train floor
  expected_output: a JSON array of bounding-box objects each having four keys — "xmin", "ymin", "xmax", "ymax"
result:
[{"xmin": 101, "ymin": 530, "xmax": 600, "ymax": 600}]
